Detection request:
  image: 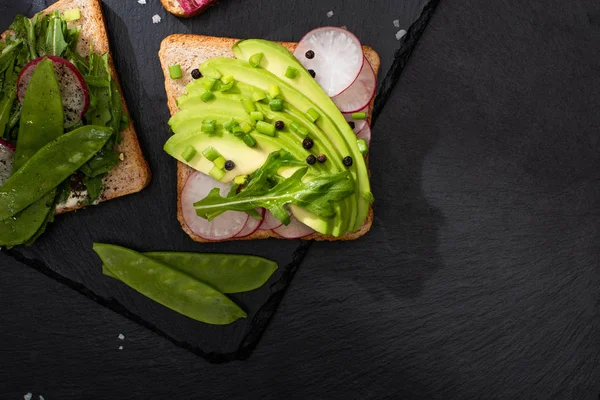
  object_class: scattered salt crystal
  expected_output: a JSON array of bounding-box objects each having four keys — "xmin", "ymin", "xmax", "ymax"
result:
[
  {"xmin": 152, "ymin": 14, "xmax": 162, "ymax": 24},
  {"xmin": 138, "ymin": 0, "xmax": 146, "ymax": 4},
  {"xmin": 119, "ymin": 345, "xmax": 123, "ymax": 350},
  {"xmin": 39, "ymin": 396, "xmax": 45, "ymax": 400},
  {"xmin": 326, "ymin": 11, "xmax": 334, "ymax": 18},
  {"xmin": 340, "ymin": 25, "xmax": 347, "ymax": 30},
  {"xmin": 118, "ymin": 333, "xmax": 125, "ymax": 340},
  {"xmin": 24, "ymin": 394, "xmax": 32, "ymax": 400},
  {"xmin": 395, "ymin": 29, "xmax": 407, "ymax": 41},
  {"xmin": 393, "ymin": 19, "xmax": 400, "ymax": 28}
]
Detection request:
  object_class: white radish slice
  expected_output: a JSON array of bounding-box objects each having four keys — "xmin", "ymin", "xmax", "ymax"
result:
[
  {"xmin": 177, "ymin": 0, "xmax": 216, "ymax": 15},
  {"xmin": 235, "ymin": 208, "xmax": 265, "ymax": 238},
  {"xmin": 293, "ymin": 27, "xmax": 364, "ymax": 97},
  {"xmin": 17, "ymin": 56, "xmax": 89, "ymax": 129},
  {"xmin": 332, "ymin": 57, "xmax": 376, "ymax": 113},
  {"xmin": 357, "ymin": 124, "xmax": 372, "ymax": 146},
  {"xmin": 273, "ymin": 215, "xmax": 315, "ymax": 239},
  {"xmin": 181, "ymin": 172, "xmax": 249, "ymax": 241},
  {"xmin": 259, "ymin": 210, "xmax": 284, "ymax": 230},
  {"xmin": 344, "ymin": 107, "xmax": 368, "ymax": 133},
  {"xmin": 0, "ymin": 138, "xmax": 15, "ymax": 186}
]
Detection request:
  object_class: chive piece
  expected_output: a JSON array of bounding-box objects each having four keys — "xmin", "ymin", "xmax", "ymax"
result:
[
  {"xmin": 213, "ymin": 70, "xmax": 222, "ymax": 79},
  {"xmin": 169, "ymin": 64, "xmax": 183, "ymax": 79},
  {"xmin": 214, "ymin": 156, "xmax": 226, "ymax": 170},
  {"xmin": 285, "ymin": 66, "xmax": 299, "ymax": 79},
  {"xmin": 220, "ymin": 80, "xmax": 235, "ymax": 92},
  {"xmin": 202, "ymin": 146, "xmax": 221, "ymax": 162},
  {"xmin": 234, "ymin": 175, "xmax": 248, "ymax": 185},
  {"xmin": 221, "ymin": 75, "xmax": 234, "ymax": 84},
  {"xmin": 223, "ymin": 118, "xmax": 239, "ymax": 132},
  {"xmin": 269, "ymin": 98, "xmax": 284, "ymax": 111},
  {"xmin": 204, "ymin": 119, "xmax": 217, "ymax": 129},
  {"xmin": 243, "ymin": 133, "xmax": 257, "ymax": 147},
  {"xmin": 209, "ymin": 165, "xmax": 226, "ymax": 181},
  {"xmin": 269, "ymin": 85, "xmax": 281, "ymax": 99},
  {"xmin": 249, "ymin": 53, "xmax": 264, "ymax": 68},
  {"xmin": 352, "ymin": 111, "xmax": 367, "ymax": 120},
  {"xmin": 240, "ymin": 121, "xmax": 253, "ymax": 134},
  {"xmin": 250, "ymin": 111, "xmax": 264, "ymax": 121},
  {"xmin": 202, "ymin": 77, "xmax": 217, "ymax": 90},
  {"xmin": 357, "ymin": 139, "xmax": 369, "ymax": 155},
  {"xmin": 182, "ymin": 146, "xmax": 197, "ymax": 162},
  {"xmin": 201, "ymin": 90, "xmax": 214, "ymax": 102},
  {"xmin": 201, "ymin": 122, "xmax": 216, "ymax": 133},
  {"xmin": 241, "ymin": 98, "xmax": 257, "ymax": 113},
  {"xmin": 255, "ymin": 121, "xmax": 276, "ymax": 137},
  {"xmin": 306, "ymin": 108, "xmax": 320, "ymax": 123},
  {"xmin": 252, "ymin": 90, "xmax": 267, "ymax": 102},
  {"xmin": 63, "ymin": 8, "xmax": 81, "ymax": 22},
  {"xmin": 290, "ymin": 122, "xmax": 309, "ymax": 137}
]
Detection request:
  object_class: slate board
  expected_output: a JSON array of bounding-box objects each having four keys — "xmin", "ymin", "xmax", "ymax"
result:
[{"xmin": 0, "ymin": 0, "xmax": 438, "ymax": 362}]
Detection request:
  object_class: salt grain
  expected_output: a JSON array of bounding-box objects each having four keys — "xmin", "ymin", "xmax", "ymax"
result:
[
  {"xmin": 326, "ymin": 11, "xmax": 334, "ymax": 18},
  {"xmin": 119, "ymin": 346, "xmax": 123, "ymax": 350},
  {"xmin": 39, "ymin": 396, "xmax": 45, "ymax": 400},
  {"xmin": 118, "ymin": 333, "xmax": 125, "ymax": 340},
  {"xmin": 395, "ymin": 29, "xmax": 407, "ymax": 41},
  {"xmin": 152, "ymin": 14, "xmax": 162, "ymax": 24},
  {"xmin": 138, "ymin": 0, "xmax": 146, "ymax": 4},
  {"xmin": 393, "ymin": 19, "xmax": 400, "ymax": 28},
  {"xmin": 24, "ymin": 394, "xmax": 32, "ymax": 400}
]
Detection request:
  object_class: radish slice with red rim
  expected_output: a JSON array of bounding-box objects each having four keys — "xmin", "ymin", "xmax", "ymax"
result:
[
  {"xmin": 17, "ymin": 56, "xmax": 89, "ymax": 129},
  {"xmin": 177, "ymin": 0, "xmax": 216, "ymax": 15},
  {"xmin": 332, "ymin": 57, "xmax": 376, "ymax": 113},
  {"xmin": 344, "ymin": 107, "xmax": 368, "ymax": 133},
  {"xmin": 273, "ymin": 215, "xmax": 315, "ymax": 239},
  {"xmin": 181, "ymin": 172, "xmax": 249, "ymax": 241},
  {"xmin": 293, "ymin": 27, "xmax": 364, "ymax": 97},
  {"xmin": 235, "ymin": 208, "xmax": 265, "ymax": 238},
  {"xmin": 0, "ymin": 139, "xmax": 15, "ymax": 186},
  {"xmin": 259, "ymin": 210, "xmax": 284, "ymax": 231},
  {"xmin": 357, "ymin": 124, "xmax": 372, "ymax": 146}
]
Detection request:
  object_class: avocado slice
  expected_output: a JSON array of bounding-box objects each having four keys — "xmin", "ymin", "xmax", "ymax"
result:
[{"xmin": 232, "ymin": 39, "xmax": 373, "ymax": 232}]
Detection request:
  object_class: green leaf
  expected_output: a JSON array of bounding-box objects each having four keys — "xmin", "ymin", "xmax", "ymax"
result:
[{"xmin": 83, "ymin": 175, "xmax": 104, "ymax": 202}]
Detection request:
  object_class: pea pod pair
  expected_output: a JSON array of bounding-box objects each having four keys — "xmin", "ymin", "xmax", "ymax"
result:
[{"xmin": 93, "ymin": 244, "xmax": 278, "ymax": 325}]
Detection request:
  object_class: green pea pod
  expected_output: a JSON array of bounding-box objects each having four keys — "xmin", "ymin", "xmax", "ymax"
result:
[
  {"xmin": 0, "ymin": 125, "xmax": 112, "ymax": 221},
  {"xmin": 0, "ymin": 192, "xmax": 55, "ymax": 247},
  {"xmin": 103, "ymin": 252, "xmax": 278, "ymax": 294},
  {"xmin": 94, "ymin": 244, "xmax": 247, "ymax": 325}
]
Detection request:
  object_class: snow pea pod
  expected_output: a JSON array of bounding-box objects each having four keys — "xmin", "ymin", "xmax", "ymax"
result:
[
  {"xmin": 0, "ymin": 125, "xmax": 112, "ymax": 221},
  {"xmin": 103, "ymin": 252, "xmax": 278, "ymax": 293},
  {"xmin": 94, "ymin": 244, "xmax": 247, "ymax": 325}
]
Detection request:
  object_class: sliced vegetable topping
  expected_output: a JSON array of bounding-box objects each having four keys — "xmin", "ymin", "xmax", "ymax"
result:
[
  {"xmin": 169, "ymin": 64, "xmax": 183, "ymax": 79},
  {"xmin": 332, "ymin": 57, "xmax": 377, "ymax": 113}
]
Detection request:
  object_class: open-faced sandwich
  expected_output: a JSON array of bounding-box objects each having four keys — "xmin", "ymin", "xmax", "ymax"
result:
[
  {"xmin": 160, "ymin": 0, "xmax": 218, "ymax": 18},
  {"xmin": 159, "ymin": 28, "xmax": 378, "ymax": 242},
  {"xmin": 0, "ymin": 0, "xmax": 151, "ymax": 247}
]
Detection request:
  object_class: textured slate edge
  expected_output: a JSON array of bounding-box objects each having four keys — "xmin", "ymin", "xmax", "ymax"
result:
[{"xmin": 2, "ymin": 0, "xmax": 440, "ymax": 363}]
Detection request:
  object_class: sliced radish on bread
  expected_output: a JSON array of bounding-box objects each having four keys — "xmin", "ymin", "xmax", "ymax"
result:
[
  {"xmin": 332, "ymin": 57, "xmax": 376, "ymax": 113},
  {"xmin": 235, "ymin": 208, "xmax": 265, "ymax": 238},
  {"xmin": 177, "ymin": 0, "xmax": 217, "ymax": 15},
  {"xmin": 273, "ymin": 215, "xmax": 315, "ymax": 239},
  {"xmin": 259, "ymin": 210, "xmax": 284, "ymax": 231}
]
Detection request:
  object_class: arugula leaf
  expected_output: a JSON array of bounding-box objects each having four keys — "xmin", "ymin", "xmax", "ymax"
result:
[
  {"xmin": 39, "ymin": 12, "xmax": 68, "ymax": 57},
  {"xmin": 80, "ymin": 149, "xmax": 120, "ymax": 178},
  {"xmin": 194, "ymin": 150, "xmax": 355, "ymax": 225}
]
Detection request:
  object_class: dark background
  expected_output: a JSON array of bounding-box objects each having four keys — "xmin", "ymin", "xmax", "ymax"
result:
[{"xmin": 2, "ymin": 0, "xmax": 600, "ymax": 398}]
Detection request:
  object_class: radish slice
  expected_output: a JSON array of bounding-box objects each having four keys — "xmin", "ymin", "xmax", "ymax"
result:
[
  {"xmin": 17, "ymin": 56, "xmax": 89, "ymax": 129},
  {"xmin": 357, "ymin": 124, "xmax": 372, "ymax": 146},
  {"xmin": 293, "ymin": 27, "xmax": 364, "ymax": 97},
  {"xmin": 177, "ymin": 0, "xmax": 217, "ymax": 15},
  {"xmin": 332, "ymin": 57, "xmax": 376, "ymax": 113},
  {"xmin": 181, "ymin": 172, "xmax": 249, "ymax": 241},
  {"xmin": 273, "ymin": 215, "xmax": 315, "ymax": 239},
  {"xmin": 344, "ymin": 107, "xmax": 368, "ymax": 133},
  {"xmin": 0, "ymin": 139, "xmax": 15, "ymax": 186},
  {"xmin": 259, "ymin": 210, "xmax": 284, "ymax": 231},
  {"xmin": 235, "ymin": 208, "xmax": 265, "ymax": 238}
]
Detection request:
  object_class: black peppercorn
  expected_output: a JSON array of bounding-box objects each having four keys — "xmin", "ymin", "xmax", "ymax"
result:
[
  {"xmin": 302, "ymin": 138, "xmax": 314, "ymax": 150},
  {"xmin": 308, "ymin": 69, "xmax": 316, "ymax": 78},
  {"xmin": 191, "ymin": 69, "xmax": 202, "ymax": 79},
  {"xmin": 317, "ymin": 154, "xmax": 327, "ymax": 163},
  {"xmin": 305, "ymin": 50, "xmax": 315, "ymax": 59},
  {"xmin": 349, "ymin": 121, "xmax": 355, "ymax": 129},
  {"xmin": 343, "ymin": 156, "xmax": 353, "ymax": 166},
  {"xmin": 275, "ymin": 120, "xmax": 285, "ymax": 130},
  {"xmin": 224, "ymin": 160, "xmax": 235, "ymax": 171},
  {"xmin": 306, "ymin": 154, "xmax": 317, "ymax": 165}
]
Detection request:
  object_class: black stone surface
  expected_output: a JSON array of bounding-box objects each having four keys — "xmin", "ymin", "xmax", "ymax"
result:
[{"xmin": 2, "ymin": 0, "xmax": 600, "ymax": 398}]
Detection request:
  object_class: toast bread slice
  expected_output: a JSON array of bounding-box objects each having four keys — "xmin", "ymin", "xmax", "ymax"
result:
[
  {"xmin": 160, "ymin": 0, "xmax": 215, "ymax": 18},
  {"xmin": 159, "ymin": 34, "xmax": 378, "ymax": 242},
  {"xmin": 2, "ymin": 0, "xmax": 151, "ymax": 215}
]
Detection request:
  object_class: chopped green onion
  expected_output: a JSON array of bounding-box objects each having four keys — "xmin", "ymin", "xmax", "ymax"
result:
[
  {"xmin": 269, "ymin": 85, "xmax": 281, "ymax": 99},
  {"xmin": 306, "ymin": 108, "xmax": 320, "ymax": 123},
  {"xmin": 201, "ymin": 122, "xmax": 216, "ymax": 133},
  {"xmin": 269, "ymin": 98, "xmax": 284, "ymax": 111},
  {"xmin": 249, "ymin": 53, "xmax": 264, "ymax": 68},
  {"xmin": 221, "ymin": 75, "xmax": 234, "ymax": 84},
  {"xmin": 240, "ymin": 121, "xmax": 253, "ymax": 134},
  {"xmin": 223, "ymin": 118, "xmax": 239, "ymax": 132},
  {"xmin": 250, "ymin": 111, "xmax": 264, "ymax": 121},
  {"xmin": 213, "ymin": 70, "xmax": 222, "ymax": 79},
  {"xmin": 220, "ymin": 80, "xmax": 235, "ymax": 92},
  {"xmin": 202, "ymin": 146, "xmax": 221, "ymax": 162},
  {"xmin": 214, "ymin": 156, "xmax": 226, "ymax": 170},
  {"xmin": 241, "ymin": 98, "xmax": 257, "ymax": 113},
  {"xmin": 200, "ymin": 90, "xmax": 214, "ymax": 102},
  {"xmin": 357, "ymin": 139, "xmax": 369, "ymax": 155},
  {"xmin": 252, "ymin": 90, "xmax": 267, "ymax": 102},
  {"xmin": 255, "ymin": 121, "xmax": 276, "ymax": 137},
  {"xmin": 362, "ymin": 191, "xmax": 375, "ymax": 203},
  {"xmin": 290, "ymin": 122, "xmax": 309, "ymax": 137},
  {"xmin": 234, "ymin": 175, "xmax": 248, "ymax": 185},
  {"xmin": 182, "ymin": 146, "xmax": 197, "ymax": 162},
  {"xmin": 209, "ymin": 165, "xmax": 226, "ymax": 181},
  {"xmin": 352, "ymin": 111, "xmax": 367, "ymax": 120},
  {"xmin": 63, "ymin": 8, "xmax": 81, "ymax": 22},
  {"xmin": 169, "ymin": 64, "xmax": 183, "ymax": 79},
  {"xmin": 202, "ymin": 77, "xmax": 217, "ymax": 90},
  {"xmin": 243, "ymin": 133, "xmax": 257, "ymax": 147},
  {"xmin": 285, "ymin": 66, "xmax": 299, "ymax": 79}
]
